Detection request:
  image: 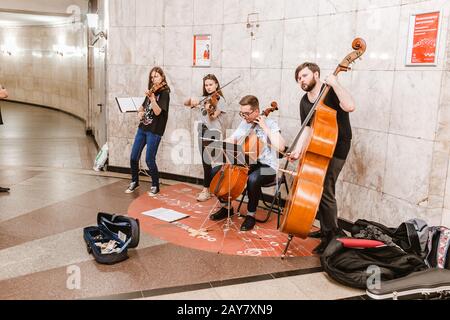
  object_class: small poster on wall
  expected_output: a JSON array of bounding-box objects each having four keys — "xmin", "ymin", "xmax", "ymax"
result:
[
  {"xmin": 406, "ymin": 11, "xmax": 441, "ymax": 66},
  {"xmin": 193, "ymin": 34, "xmax": 211, "ymax": 67}
]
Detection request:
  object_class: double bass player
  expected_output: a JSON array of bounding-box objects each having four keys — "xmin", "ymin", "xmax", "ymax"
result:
[{"xmin": 289, "ymin": 62, "xmax": 356, "ymax": 254}]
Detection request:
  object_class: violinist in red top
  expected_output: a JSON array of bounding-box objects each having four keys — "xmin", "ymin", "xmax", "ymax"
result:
[{"xmin": 209, "ymin": 95, "xmax": 286, "ymax": 231}]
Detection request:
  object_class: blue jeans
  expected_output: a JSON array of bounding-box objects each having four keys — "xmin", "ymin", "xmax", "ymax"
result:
[{"xmin": 130, "ymin": 128, "xmax": 162, "ymax": 187}]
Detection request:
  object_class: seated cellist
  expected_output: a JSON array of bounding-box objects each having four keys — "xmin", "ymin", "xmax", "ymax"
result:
[{"xmin": 209, "ymin": 95, "xmax": 286, "ymax": 231}]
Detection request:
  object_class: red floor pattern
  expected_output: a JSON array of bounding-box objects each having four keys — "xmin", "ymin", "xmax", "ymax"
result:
[{"xmin": 128, "ymin": 183, "xmax": 320, "ymax": 258}]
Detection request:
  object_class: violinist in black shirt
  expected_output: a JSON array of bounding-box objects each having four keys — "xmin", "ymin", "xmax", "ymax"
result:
[{"xmin": 125, "ymin": 67, "xmax": 170, "ymax": 196}]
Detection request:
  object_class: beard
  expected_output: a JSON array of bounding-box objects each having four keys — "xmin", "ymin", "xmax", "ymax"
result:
[{"xmin": 302, "ymin": 78, "xmax": 317, "ymax": 92}]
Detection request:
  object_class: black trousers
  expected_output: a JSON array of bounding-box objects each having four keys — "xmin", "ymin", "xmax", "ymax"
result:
[
  {"xmin": 317, "ymin": 157, "xmax": 346, "ymax": 235},
  {"xmin": 211, "ymin": 163, "xmax": 276, "ymax": 212},
  {"xmin": 198, "ymin": 124, "xmax": 221, "ymax": 188}
]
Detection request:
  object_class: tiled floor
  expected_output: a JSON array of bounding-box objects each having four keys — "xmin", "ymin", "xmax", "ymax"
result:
[{"xmin": 0, "ymin": 102, "xmax": 364, "ymax": 300}]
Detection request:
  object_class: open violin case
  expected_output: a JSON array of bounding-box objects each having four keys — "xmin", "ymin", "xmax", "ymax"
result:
[
  {"xmin": 366, "ymin": 268, "xmax": 450, "ymax": 300},
  {"xmin": 83, "ymin": 212, "xmax": 140, "ymax": 265}
]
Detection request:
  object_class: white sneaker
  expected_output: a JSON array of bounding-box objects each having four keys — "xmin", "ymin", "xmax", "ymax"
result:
[
  {"xmin": 197, "ymin": 190, "xmax": 212, "ymax": 202},
  {"xmin": 147, "ymin": 186, "xmax": 160, "ymax": 197},
  {"xmin": 125, "ymin": 182, "xmax": 139, "ymax": 194}
]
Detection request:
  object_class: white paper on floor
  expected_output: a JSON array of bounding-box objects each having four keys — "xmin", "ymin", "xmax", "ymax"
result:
[{"xmin": 141, "ymin": 207, "xmax": 190, "ymax": 223}]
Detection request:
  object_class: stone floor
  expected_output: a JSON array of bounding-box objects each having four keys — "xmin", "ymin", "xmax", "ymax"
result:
[{"xmin": 0, "ymin": 102, "xmax": 364, "ymax": 300}]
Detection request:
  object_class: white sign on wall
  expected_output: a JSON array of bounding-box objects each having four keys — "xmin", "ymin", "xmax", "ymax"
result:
[{"xmin": 193, "ymin": 34, "xmax": 211, "ymax": 67}]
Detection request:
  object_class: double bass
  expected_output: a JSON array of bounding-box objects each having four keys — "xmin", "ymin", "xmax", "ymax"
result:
[
  {"xmin": 279, "ymin": 38, "xmax": 366, "ymax": 245},
  {"xmin": 210, "ymin": 102, "xmax": 279, "ymax": 203}
]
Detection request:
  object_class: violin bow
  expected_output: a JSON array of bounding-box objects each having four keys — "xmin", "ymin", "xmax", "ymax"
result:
[{"xmin": 197, "ymin": 75, "xmax": 241, "ymax": 105}]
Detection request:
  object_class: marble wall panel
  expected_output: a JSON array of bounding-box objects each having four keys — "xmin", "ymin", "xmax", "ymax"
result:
[
  {"xmin": 136, "ymin": 0, "xmax": 164, "ymax": 27},
  {"xmin": 318, "ymin": 0, "xmax": 358, "ymax": 15},
  {"xmin": 135, "ymin": 27, "xmax": 164, "ymax": 66},
  {"xmin": 164, "ymin": 0, "xmax": 194, "ymax": 26},
  {"xmin": 251, "ymin": 21, "xmax": 283, "ymax": 69},
  {"xmin": 193, "ymin": 0, "xmax": 224, "ymax": 26},
  {"xmin": 253, "ymin": 0, "xmax": 285, "ymax": 21},
  {"xmin": 222, "ymin": 24, "xmax": 252, "ymax": 68},
  {"xmin": 354, "ymin": 6, "xmax": 400, "ymax": 71},
  {"xmin": 282, "ymin": 16, "xmax": 318, "ymax": 69},
  {"xmin": 342, "ymin": 128, "xmax": 388, "ymax": 192},
  {"xmin": 223, "ymin": 0, "xmax": 255, "ymax": 24},
  {"xmin": 110, "ymin": 0, "xmax": 136, "ymax": 27},
  {"xmin": 108, "ymin": 27, "xmax": 136, "ymax": 65},
  {"xmin": 350, "ymin": 71, "xmax": 394, "ymax": 132},
  {"xmin": 383, "ymin": 134, "xmax": 434, "ymax": 204},
  {"xmin": 163, "ymin": 26, "xmax": 194, "ymax": 67},
  {"xmin": 340, "ymin": 181, "xmax": 383, "ymax": 223},
  {"xmin": 284, "ymin": 0, "xmax": 318, "ymax": 19},
  {"xmin": 316, "ymin": 12, "xmax": 357, "ymax": 70},
  {"xmin": 389, "ymin": 71, "xmax": 441, "ymax": 140}
]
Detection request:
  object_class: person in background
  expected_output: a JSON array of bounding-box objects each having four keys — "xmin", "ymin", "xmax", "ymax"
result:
[{"xmin": 0, "ymin": 84, "xmax": 10, "ymax": 193}]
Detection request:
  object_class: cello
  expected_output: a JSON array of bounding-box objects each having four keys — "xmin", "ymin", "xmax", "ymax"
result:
[
  {"xmin": 279, "ymin": 38, "xmax": 366, "ymax": 247},
  {"xmin": 209, "ymin": 102, "xmax": 279, "ymax": 203}
]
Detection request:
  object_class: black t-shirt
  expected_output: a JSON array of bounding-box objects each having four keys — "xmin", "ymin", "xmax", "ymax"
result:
[
  {"xmin": 300, "ymin": 85, "xmax": 352, "ymax": 160},
  {"xmin": 139, "ymin": 89, "xmax": 170, "ymax": 136},
  {"xmin": 0, "ymin": 106, "xmax": 3, "ymax": 125}
]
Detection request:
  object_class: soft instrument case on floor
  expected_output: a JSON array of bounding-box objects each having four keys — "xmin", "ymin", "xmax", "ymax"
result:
[{"xmin": 83, "ymin": 212, "xmax": 140, "ymax": 265}]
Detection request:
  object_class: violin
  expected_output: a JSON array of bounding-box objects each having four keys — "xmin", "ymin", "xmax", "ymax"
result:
[
  {"xmin": 279, "ymin": 38, "xmax": 366, "ymax": 248},
  {"xmin": 141, "ymin": 81, "xmax": 168, "ymax": 125},
  {"xmin": 146, "ymin": 81, "xmax": 168, "ymax": 98},
  {"xmin": 205, "ymin": 92, "xmax": 221, "ymax": 116},
  {"xmin": 209, "ymin": 102, "xmax": 279, "ymax": 202}
]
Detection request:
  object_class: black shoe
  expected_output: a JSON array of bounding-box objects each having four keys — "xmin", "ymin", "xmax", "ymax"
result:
[
  {"xmin": 240, "ymin": 215, "xmax": 256, "ymax": 231},
  {"xmin": 312, "ymin": 239, "xmax": 329, "ymax": 255},
  {"xmin": 210, "ymin": 207, "xmax": 234, "ymax": 221},
  {"xmin": 0, "ymin": 187, "xmax": 10, "ymax": 193},
  {"xmin": 308, "ymin": 230, "xmax": 322, "ymax": 238}
]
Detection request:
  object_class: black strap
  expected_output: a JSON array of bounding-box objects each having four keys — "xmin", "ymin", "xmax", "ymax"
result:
[{"xmin": 405, "ymin": 222, "xmax": 421, "ymax": 255}]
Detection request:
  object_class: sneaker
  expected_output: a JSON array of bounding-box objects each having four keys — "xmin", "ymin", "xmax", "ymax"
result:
[
  {"xmin": 147, "ymin": 186, "xmax": 160, "ymax": 197},
  {"xmin": 125, "ymin": 182, "xmax": 139, "ymax": 194},
  {"xmin": 210, "ymin": 207, "xmax": 234, "ymax": 221},
  {"xmin": 197, "ymin": 190, "xmax": 212, "ymax": 202},
  {"xmin": 240, "ymin": 215, "xmax": 256, "ymax": 231}
]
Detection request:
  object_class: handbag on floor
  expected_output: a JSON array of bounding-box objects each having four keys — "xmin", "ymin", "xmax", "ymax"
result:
[{"xmin": 83, "ymin": 212, "xmax": 140, "ymax": 265}]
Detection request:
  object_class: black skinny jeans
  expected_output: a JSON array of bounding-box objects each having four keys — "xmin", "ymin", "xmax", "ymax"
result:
[{"xmin": 211, "ymin": 163, "xmax": 276, "ymax": 212}]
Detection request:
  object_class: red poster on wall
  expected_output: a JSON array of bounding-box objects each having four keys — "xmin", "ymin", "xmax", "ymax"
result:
[{"xmin": 407, "ymin": 11, "xmax": 440, "ymax": 65}]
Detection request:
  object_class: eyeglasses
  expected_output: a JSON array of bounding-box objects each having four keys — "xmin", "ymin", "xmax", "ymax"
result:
[{"xmin": 239, "ymin": 110, "xmax": 256, "ymax": 118}]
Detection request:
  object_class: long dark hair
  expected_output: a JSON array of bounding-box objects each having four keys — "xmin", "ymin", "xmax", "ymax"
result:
[
  {"xmin": 148, "ymin": 67, "xmax": 170, "ymax": 92},
  {"xmin": 202, "ymin": 74, "xmax": 224, "ymax": 99}
]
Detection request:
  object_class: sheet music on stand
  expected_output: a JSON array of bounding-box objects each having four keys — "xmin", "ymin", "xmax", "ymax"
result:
[
  {"xmin": 115, "ymin": 96, "xmax": 146, "ymax": 113},
  {"xmin": 203, "ymin": 139, "xmax": 248, "ymax": 166}
]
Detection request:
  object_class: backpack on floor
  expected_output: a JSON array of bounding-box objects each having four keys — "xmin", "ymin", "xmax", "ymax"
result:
[
  {"xmin": 320, "ymin": 237, "xmax": 427, "ymax": 289},
  {"xmin": 425, "ymin": 226, "xmax": 450, "ymax": 269}
]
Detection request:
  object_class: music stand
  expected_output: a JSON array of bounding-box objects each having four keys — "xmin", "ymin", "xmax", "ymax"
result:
[{"xmin": 203, "ymin": 140, "xmax": 249, "ymax": 231}]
